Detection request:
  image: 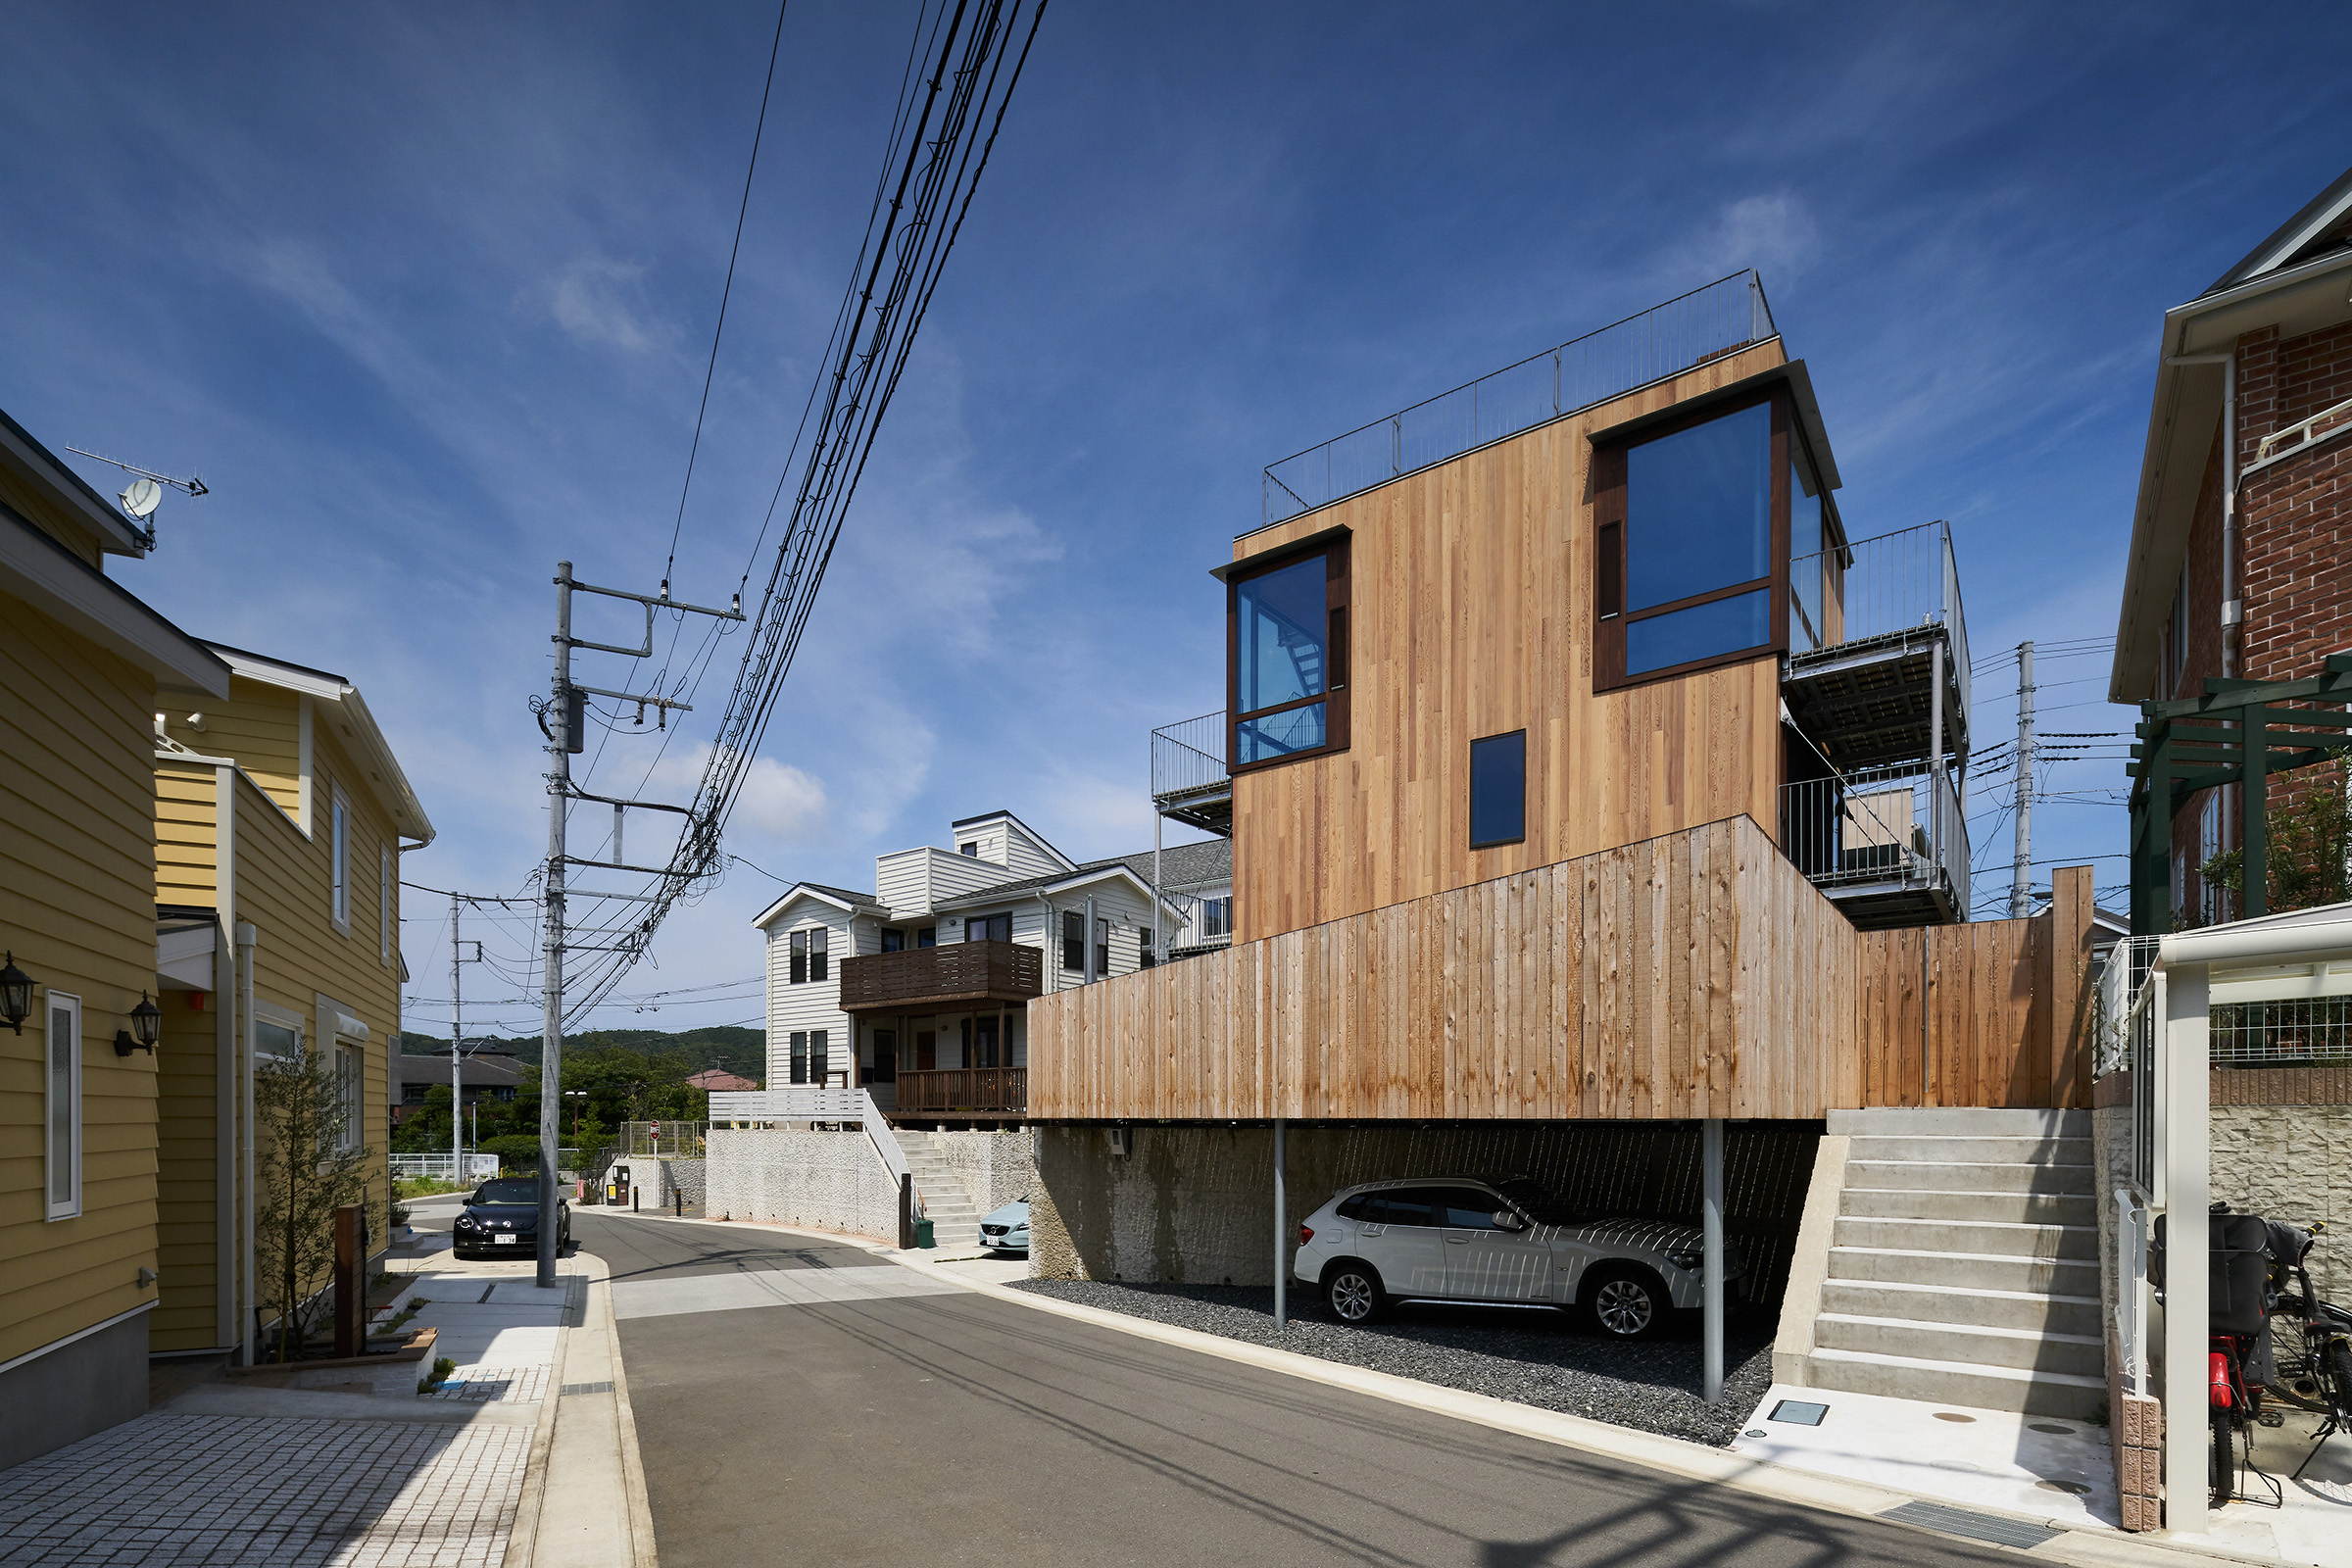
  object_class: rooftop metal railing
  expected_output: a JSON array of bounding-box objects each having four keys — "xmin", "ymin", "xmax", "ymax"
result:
[
  {"xmin": 1790, "ymin": 518, "xmax": 1972, "ymax": 717},
  {"xmin": 1152, "ymin": 710, "xmax": 1228, "ymax": 803},
  {"xmin": 1259, "ymin": 270, "xmax": 1777, "ymax": 529}
]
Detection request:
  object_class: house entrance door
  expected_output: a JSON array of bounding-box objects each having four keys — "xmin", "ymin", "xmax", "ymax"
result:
[{"xmin": 914, "ymin": 1030, "xmax": 936, "ymax": 1071}]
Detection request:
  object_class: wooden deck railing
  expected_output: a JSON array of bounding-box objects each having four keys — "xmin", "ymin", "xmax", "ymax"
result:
[
  {"xmin": 838, "ymin": 941, "xmax": 1043, "ymax": 1012},
  {"xmin": 894, "ymin": 1067, "xmax": 1027, "ymax": 1115}
]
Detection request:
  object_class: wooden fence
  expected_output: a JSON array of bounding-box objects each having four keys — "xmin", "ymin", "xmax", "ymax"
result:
[{"xmin": 1029, "ymin": 815, "xmax": 2092, "ymax": 1121}]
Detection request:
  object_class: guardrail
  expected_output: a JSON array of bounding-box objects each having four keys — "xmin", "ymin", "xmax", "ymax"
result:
[
  {"xmin": 1260, "ymin": 270, "xmax": 1775, "ymax": 528},
  {"xmin": 391, "ymin": 1152, "xmax": 501, "ymax": 1184},
  {"xmin": 895, "ymin": 1067, "xmax": 1026, "ymax": 1115},
  {"xmin": 1151, "ymin": 710, "xmax": 1228, "ymax": 802},
  {"xmin": 1778, "ymin": 761, "xmax": 1969, "ymax": 914},
  {"xmin": 1789, "ymin": 519, "xmax": 1972, "ymax": 717}
]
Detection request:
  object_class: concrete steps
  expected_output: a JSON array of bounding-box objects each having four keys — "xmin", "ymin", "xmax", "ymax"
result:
[
  {"xmin": 1790, "ymin": 1108, "xmax": 2104, "ymax": 1418},
  {"xmin": 893, "ymin": 1130, "xmax": 983, "ymax": 1250}
]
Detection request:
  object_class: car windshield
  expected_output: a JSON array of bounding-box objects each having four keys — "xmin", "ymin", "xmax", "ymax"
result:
[
  {"xmin": 471, "ymin": 1179, "xmax": 543, "ymax": 1206},
  {"xmin": 1494, "ymin": 1178, "xmax": 1585, "ymax": 1224}
]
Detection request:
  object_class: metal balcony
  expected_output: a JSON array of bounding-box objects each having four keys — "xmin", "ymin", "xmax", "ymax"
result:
[
  {"xmin": 837, "ymin": 941, "xmax": 1042, "ymax": 1015},
  {"xmin": 1780, "ymin": 763, "xmax": 1971, "ymax": 928},
  {"xmin": 1151, "ymin": 710, "xmax": 1232, "ymax": 836},
  {"xmin": 1783, "ymin": 519, "xmax": 1970, "ymax": 773}
]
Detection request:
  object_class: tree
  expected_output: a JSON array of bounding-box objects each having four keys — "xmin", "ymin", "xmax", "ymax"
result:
[
  {"xmin": 255, "ymin": 1050, "xmax": 381, "ymax": 1361},
  {"xmin": 2199, "ymin": 753, "xmax": 2352, "ymax": 920}
]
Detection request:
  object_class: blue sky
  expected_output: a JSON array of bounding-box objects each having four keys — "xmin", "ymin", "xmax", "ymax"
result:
[{"xmin": 7, "ymin": 2, "xmax": 2350, "ymax": 1036}]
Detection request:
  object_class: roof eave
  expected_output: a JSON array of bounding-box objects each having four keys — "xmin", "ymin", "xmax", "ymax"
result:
[{"xmin": 0, "ymin": 406, "xmax": 151, "ymax": 557}]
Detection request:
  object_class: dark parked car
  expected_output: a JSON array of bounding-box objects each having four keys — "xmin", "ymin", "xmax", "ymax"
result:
[{"xmin": 451, "ymin": 1177, "xmax": 571, "ymax": 1260}]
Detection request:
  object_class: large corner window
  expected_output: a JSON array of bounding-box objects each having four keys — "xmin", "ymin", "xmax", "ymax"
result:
[
  {"xmin": 1230, "ymin": 538, "xmax": 1349, "ymax": 768},
  {"xmin": 1595, "ymin": 394, "xmax": 1795, "ymax": 688}
]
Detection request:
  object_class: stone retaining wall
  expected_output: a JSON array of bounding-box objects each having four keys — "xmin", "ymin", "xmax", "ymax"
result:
[
  {"xmin": 926, "ymin": 1129, "xmax": 1038, "ymax": 1214},
  {"xmin": 706, "ymin": 1128, "xmax": 897, "ymax": 1241}
]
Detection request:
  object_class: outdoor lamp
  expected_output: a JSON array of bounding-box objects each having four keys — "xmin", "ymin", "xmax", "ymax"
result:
[
  {"xmin": 117, "ymin": 992, "xmax": 162, "ymax": 1056},
  {"xmin": 0, "ymin": 954, "xmax": 30, "ymax": 1035}
]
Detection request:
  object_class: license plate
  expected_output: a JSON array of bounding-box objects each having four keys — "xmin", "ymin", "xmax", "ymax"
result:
[{"xmin": 494, "ymin": 1234, "xmax": 518, "ymax": 1246}]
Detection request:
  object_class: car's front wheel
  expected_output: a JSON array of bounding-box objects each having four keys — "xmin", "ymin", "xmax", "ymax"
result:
[
  {"xmin": 1584, "ymin": 1264, "xmax": 1666, "ymax": 1340},
  {"xmin": 1323, "ymin": 1262, "xmax": 1387, "ymax": 1325}
]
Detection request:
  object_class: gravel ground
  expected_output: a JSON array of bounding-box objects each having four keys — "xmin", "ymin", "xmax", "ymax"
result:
[{"xmin": 1012, "ymin": 1279, "xmax": 1774, "ymax": 1446}]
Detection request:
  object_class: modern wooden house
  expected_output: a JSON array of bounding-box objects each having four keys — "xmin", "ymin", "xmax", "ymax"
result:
[
  {"xmin": 0, "ymin": 406, "xmax": 230, "ymax": 1467},
  {"xmin": 150, "ymin": 643, "xmax": 432, "ymax": 1361},
  {"xmin": 1025, "ymin": 273, "xmax": 2106, "ymax": 1419},
  {"xmin": 752, "ymin": 809, "xmax": 1178, "ymax": 1123}
]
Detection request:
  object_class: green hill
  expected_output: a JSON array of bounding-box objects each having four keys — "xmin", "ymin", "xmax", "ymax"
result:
[{"xmin": 397, "ymin": 1024, "xmax": 763, "ymax": 1084}]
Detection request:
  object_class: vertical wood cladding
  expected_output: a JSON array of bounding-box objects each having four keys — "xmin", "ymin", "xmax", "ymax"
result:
[
  {"xmin": 1029, "ymin": 815, "xmax": 2087, "ymax": 1122},
  {"xmin": 1227, "ymin": 343, "xmax": 1789, "ymax": 945}
]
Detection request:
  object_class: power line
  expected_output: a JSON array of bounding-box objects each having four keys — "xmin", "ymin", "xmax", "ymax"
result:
[{"xmin": 663, "ymin": 0, "xmax": 792, "ymax": 588}]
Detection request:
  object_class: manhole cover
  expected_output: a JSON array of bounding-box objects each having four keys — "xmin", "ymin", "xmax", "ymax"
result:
[
  {"xmin": 1933, "ymin": 1411, "xmax": 1976, "ymax": 1423},
  {"xmin": 2028, "ymin": 1422, "xmax": 2075, "ymax": 1435}
]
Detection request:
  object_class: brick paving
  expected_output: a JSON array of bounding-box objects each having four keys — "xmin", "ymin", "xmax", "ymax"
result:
[
  {"xmin": 0, "ymin": 1412, "xmax": 529, "ymax": 1566},
  {"xmin": 421, "ymin": 1365, "xmax": 550, "ymax": 1404}
]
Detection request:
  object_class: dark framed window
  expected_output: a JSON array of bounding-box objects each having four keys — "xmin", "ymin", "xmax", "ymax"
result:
[
  {"xmin": 964, "ymin": 1015, "xmax": 1002, "ymax": 1069},
  {"xmin": 1140, "ymin": 930, "xmax": 1154, "ymax": 968},
  {"xmin": 1228, "ymin": 536, "xmax": 1349, "ymax": 770},
  {"xmin": 809, "ymin": 1029, "xmax": 829, "ymax": 1084},
  {"xmin": 1096, "ymin": 917, "xmax": 1110, "ymax": 979},
  {"xmin": 880, "ymin": 928, "xmax": 905, "ymax": 954},
  {"xmin": 1469, "ymin": 730, "xmax": 1527, "ymax": 849},
  {"xmin": 1062, "ymin": 910, "xmax": 1085, "ymax": 971},
  {"xmin": 789, "ymin": 927, "xmax": 829, "ymax": 983},
  {"xmin": 809, "ymin": 927, "xmax": 827, "ymax": 982},
  {"xmin": 1594, "ymin": 390, "xmax": 1804, "ymax": 689},
  {"xmin": 916, "ymin": 925, "xmax": 937, "ymax": 949},
  {"xmin": 868, "ymin": 1030, "xmax": 897, "ymax": 1084},
  {"xmin": 965, "ymin": 911, "xmax": 1010, "ymax": 944},
  {"xmin": 788, "ymin": 931, "xmax": 808, "ymax": 985},
  {"xmin": 789, "ymin": 1031, "xmax": 809, "ymax": 1084},
  {"xmin": 959, "ymin": 842, "xmax": 980, "ymax": 858},
  {"xmin": 1201, "ymin": 897, "xmax": 1231, "ymax": 939}
]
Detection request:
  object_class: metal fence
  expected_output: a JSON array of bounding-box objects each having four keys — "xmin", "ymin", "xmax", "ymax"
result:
[
  {"xmin": 1260, "ymin": 270, "xmax": 1777, "ymax": 528},
  {"xmin": 1789, "ymin": 519, "xmax": 1971, "ymax": 717},
  {"xmin": 2211, "ymin": 994, "xmax": 2352, "ymax": 1065},
  {"xmin": 1151, "ymin": 710, "xmax": 1227, "ymax": 802},
  {"xmin": 619, "ymin": 1120, "xmax": 707, "ymax": 1157},
  {"xmin": 391, "ymin": 1152, "xmax": 501, "ymax": 1184},
  {"xmin": 1778, "ymin": 761, "xmax": 1970, "ymax": 913}
]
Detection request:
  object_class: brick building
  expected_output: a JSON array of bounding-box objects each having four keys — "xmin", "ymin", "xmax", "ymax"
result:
[{"xmin": 2111, "ymin": 165, "xmax": 2352, "ymax": 922}]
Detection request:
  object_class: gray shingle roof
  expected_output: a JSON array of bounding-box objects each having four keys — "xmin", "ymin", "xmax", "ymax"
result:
[{"xmin": 1090, "ymin": 839, "xmax": 1231, "ymax": 891}]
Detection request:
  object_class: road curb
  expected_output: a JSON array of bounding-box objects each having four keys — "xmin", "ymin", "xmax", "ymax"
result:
[{"xmin": 579, "ymin": 1212, "xmax": 2281, "ymax": 1568}]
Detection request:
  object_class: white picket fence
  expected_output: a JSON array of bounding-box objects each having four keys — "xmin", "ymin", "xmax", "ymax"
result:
[{"xmin": 392, "ymin": 1152, "xmax": 502, "ymax": 1184}]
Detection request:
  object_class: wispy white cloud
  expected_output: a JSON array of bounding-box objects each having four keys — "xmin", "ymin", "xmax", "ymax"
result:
[
  {"xmin": 541, "ymin": 254, "xmax": 666, "ymax": 353},
  {"xmin": 1663, "ymin": 192, "xmax": 1822, "ymax": 285}
]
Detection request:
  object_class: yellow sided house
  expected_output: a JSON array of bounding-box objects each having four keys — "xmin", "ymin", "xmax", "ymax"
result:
[
  {"xmin": 151, "ymin": 643, "xmax": 432, "ymax": 1363},
  {"xmin": 0, "ymin": 407, "xmax": 231, "ymax": 1467}
]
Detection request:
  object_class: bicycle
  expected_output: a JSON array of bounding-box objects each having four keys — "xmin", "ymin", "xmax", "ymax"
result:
[{"xmin": 2264, "ymin": 1219, "xmax": 2352, "ymax": 1481}]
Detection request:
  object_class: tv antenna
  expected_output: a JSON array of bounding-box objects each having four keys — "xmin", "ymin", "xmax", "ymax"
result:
[{"xmin": 60, "ymin": 447, "xmax": 209, "ymax": 550}]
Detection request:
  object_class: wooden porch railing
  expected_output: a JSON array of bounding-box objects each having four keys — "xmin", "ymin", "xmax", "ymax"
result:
[{"xmin": 894, "ymin": 1066, "xmax": 1027, "ymax": 1115}]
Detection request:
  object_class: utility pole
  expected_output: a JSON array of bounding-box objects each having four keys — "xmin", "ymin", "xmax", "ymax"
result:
[
  {"xmin": 449, "ymin": 900, "xmax": 482, "ymax": 1182},
  {"xmin": 537, "ymin": 561, "xmax": 741, "ymax": 1286},
  {"xmin": 2009, "ymin": 641, "xmax": 2035, "ymax": 919}
]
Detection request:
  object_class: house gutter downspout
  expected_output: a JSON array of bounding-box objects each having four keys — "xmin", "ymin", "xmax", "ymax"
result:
[{"xmin": 236, "ymin": 920, "xmax": 258, "ymax": 1365}]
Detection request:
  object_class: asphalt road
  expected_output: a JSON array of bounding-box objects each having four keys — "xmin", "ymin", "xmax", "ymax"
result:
[{"xmin": 578, "ymin": 1211, "xmax": 2020, "ymax": 1568}]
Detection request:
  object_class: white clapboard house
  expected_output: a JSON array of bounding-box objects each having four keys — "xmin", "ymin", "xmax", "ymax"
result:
[{"xmin": 752, "ymin": 809, "xmax": 1185, "ymax": 1125}]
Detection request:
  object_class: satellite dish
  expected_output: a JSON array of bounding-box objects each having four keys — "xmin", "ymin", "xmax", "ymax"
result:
[{"xmin": 120, "ymin": 477, "xmax": 163, "ymax": 518}]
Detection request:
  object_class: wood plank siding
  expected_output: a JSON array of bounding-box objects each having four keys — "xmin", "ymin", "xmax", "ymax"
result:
[
  {"xmin": 0, "ymin": 608, "xmax": 163, "ymax": 1365},
  {"xmin": 1029, "ymin": 816, "xmax": 2087, "ymax": 1122},
  {"xmin": 1227, "ymin": 342, "xmax": 1792, "ymax": 944}
]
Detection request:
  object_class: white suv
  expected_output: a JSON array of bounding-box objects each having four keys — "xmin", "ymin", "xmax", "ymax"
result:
[{"xmin": 1292, "ymin": 1176, "xmax": 1740, "ymax": 1339}]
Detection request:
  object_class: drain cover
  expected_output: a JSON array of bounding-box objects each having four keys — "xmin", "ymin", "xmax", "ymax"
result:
[
  {"xmin": 561, "ymin": 1380, "xmax": 614, "ymax": 1396},
  {"xmin": 1880, "ymin": 1501, "xmax": 2061, "ymax": 1549},
  {"xmin": 1767, "ymin": 1399, "xmax": 1829, "ymax": 1426}
]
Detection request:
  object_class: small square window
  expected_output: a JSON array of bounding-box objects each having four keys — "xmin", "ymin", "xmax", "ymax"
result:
[
  {"xmin": 1470, "ymin": 731, "xmax": 1527, "ymax": 849},
  {"xmin": 959, "ymin": 842, "xmax": 980, "ymax": 858}
]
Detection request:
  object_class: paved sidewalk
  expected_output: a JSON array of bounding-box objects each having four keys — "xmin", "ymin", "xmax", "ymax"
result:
[{"xmin": 0, "ymin": 1202, "xmax": 654, "ymax": 1568}]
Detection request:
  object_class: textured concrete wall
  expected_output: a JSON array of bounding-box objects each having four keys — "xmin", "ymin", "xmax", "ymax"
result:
[
  {"xmin": 706, "ymin": 1129, "xmax": 895, "ymax": 1241},
  {"xmin": 0, "ymin": 1311, "xmax": 150, "ymax": 1471},
  {"xmin": 2212, "ymin": 1102, "xmax": 2352, "ymax": 1298},
  {"xmin": 926, "ymin": 1130, "xmax": 1038, "ymax": 1214},
  {"xmin": 629, "ymin": 1157, "xmax": 707, "ymax": 1211},
  {"xmin": 1030, "ymin": 1121, "xmax": 1820, "ymax": 1296}
]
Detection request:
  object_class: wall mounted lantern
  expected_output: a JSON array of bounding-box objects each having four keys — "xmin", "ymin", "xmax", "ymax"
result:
[
  {"xmin": 117, "ymin": 992, "xmax": 163, "ymax": 1056},
  {"xmin": 0, "ymin": 954, "xmax": 29, "ymax": 1035}
]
